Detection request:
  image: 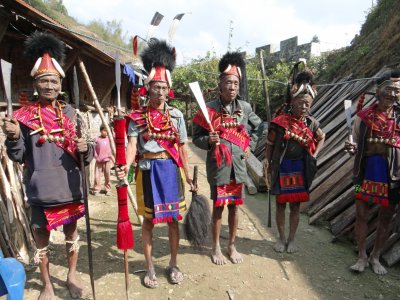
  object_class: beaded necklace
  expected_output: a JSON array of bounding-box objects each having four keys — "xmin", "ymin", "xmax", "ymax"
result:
[
  {"xmin": 284, "ymin": 114, "xmax": 310, "ymax": 146},
  {"xmin": 145, "ymin": 105, "xmax": 178, "ymax": 141},
  {"xmin": 219, "ymin": 99, "xmax": 242, "ymax": 129},
  {"xmin": 31, "ymin": 101, "xmax": 67, "ymax": 145},
  {"xmin": 367, "ymin": 106, "xmax": 397, "ymax": 145}
]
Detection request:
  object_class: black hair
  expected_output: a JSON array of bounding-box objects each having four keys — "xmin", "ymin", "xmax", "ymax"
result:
[{"xmin": 100, "ymin": 125, "xmax": 106, "ymax": 131}]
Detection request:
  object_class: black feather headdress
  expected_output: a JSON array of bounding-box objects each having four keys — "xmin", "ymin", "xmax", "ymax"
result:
[
  {"xmin": 24, "ymin": 31, "xmax": 65, "ymax": 65},
  {"xmin": 218, "ymin": 51, "xmax": 245, "ymax": 77},
  {"xmin": 140, "ymin": 38, "xmax": 176, "ymax": 74}
]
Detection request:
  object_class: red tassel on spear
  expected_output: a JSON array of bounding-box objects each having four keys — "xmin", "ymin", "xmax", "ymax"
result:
[{"xmin": 115, "ymin": 52, "xmax": 133, "ymax": 299}]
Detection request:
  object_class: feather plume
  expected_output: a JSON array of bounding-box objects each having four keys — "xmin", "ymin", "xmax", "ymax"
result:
[
  {"xmin": 24, "ymin": 31, "xmax": 65, "ymax": 65},
  {"xmin": 140, "ymin": 38, "xmax": 176, "ymax": 74},
  {"xmin": 218, "ymin": 51, "xmax": 245, "ymax": 73}
]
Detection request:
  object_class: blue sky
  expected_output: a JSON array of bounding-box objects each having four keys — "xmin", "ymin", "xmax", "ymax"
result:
[{"xmin": 63, "ymin": 0, "xmax": 374, "ymax": 64}]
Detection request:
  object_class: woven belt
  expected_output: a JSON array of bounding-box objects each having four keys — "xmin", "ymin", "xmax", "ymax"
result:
[{"xmin": 141, "ymin": 151, "xmax": 171, "ymax": 160}]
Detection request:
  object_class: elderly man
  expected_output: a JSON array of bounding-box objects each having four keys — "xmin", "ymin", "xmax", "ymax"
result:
[
  {"xmin": 3, "ymin": 31, "xmax": 93, "ymax": 299},
  {"xmin": 116, "ymin": 39, "xmax": 194, "ymax": 288},
  {"xmin": 264, "ymin": 68, "xmax": 325, "ymax": 253},
  {"xmin": 345, "ymin": 69, "xmax": 400, "ymax": 275},
  {"xmin": 192, "ymin": 52, "xmax": 262, "ymax": 265}
]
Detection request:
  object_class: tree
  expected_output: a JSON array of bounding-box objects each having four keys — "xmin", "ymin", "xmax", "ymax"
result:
[{"xmin": 311, "ymin": 35, "xmax": 320, "ymax": 43}]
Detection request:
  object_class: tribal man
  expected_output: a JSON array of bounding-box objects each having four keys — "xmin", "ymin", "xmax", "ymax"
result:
[
  {"xmin": 116, "ymin": 39, "xmax": 195, "ymax": 288},
  {"xmin": 3, "ymin": 31, "xmax": 94, "ymax": 299},
  {"xmin": 192, "ymin": 52, "xmax": 262, "ymax": 265},
  {"xmin": 264, "ymin": 66, "xmax": 325, "ymax": 253},
  {"xmin": 345, "ymin": 69, "xmax": 400, "ymax": 275}
]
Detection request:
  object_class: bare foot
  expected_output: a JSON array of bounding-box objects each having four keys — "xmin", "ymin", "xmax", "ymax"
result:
[
  {"xmin": 67, "ymin": 274, "xmax": 83, "ymax": 299},
  {"xmin": 350, "ymin": 257, "xmax": 369, "ymax": 273},
  {"xmin": 143, "ymin": 268, "xmax": 158, "ymax": 289},
  {"xmin": 286, "ymin": 240, "xmax": 298, "ymax": 253},
  {"xmin": 273, "ymin": 239, "xmax": 286, "ymax": 253},
  {"xmin": 227, "ymin": 244, "xmax": 243, "ymax": 264},
  {"xmin": 211, "ymin": 246, "xmax": 227, "ymax": 265},
  {"xmin": 369, "ymin": 257, "xmax": 387, "ymax": 275},
  {"xmin": 38, "ymin": 283, "xmax": 55, "ymax": 300}
]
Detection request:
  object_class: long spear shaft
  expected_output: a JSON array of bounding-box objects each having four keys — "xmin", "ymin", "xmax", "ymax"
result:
[
  {"xmin": 73, "ymin": 66, "xmax": 96, "ymax": 299},
  {"xmin": 115, "ymin": 52, "xmax": 131, "ymax": 300},
  {"xmin": 77, "ymin": 58, "xmax": 141, "ymax": 223}
]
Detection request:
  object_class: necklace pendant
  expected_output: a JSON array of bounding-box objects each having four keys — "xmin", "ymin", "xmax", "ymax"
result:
[
  {"xmin": 50, "ymin": 128, "xmax": 64, "ymax": 134},
  {"xmin": 30, "ymin": 127, "xmax": 45, "ymax": 135}
]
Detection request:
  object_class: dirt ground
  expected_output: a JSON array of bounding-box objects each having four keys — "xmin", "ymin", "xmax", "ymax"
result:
[{"xmin": 16, "ymin": 142, "xmax": 400, "ymax": 300}]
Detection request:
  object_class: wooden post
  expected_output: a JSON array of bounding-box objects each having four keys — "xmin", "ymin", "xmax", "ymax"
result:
[
  {"xmin": 239, "ymin": 52, "xmax": 249, "ymax": 102},
  {"xmin": 258, "ymin": 50, "xmax": 272, "ymax": 122},
  {"xmin": 78, "ymin": 58, "xmax": 142, "ymax": 224}
]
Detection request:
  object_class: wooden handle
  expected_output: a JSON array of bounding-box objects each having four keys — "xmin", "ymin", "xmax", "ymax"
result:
[{"xmin": 193, "ymin": 166, "xmax": 198, "ymax": 186}]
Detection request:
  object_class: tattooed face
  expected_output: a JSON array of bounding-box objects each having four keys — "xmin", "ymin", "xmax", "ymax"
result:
[
  {"xmin": 219, "ymin": 75, "xmax": 239, "ymax": 104},
  {"xmin": 377, "ymin": 80, "xmax": 400, "ymax": 109},
  {"xmin": 34, "ymin": 75, "xmax": 61, "ymax": 103},
  {"xmin": 291, "ymin": 94, "xmax": 313, "ymax": 118}
]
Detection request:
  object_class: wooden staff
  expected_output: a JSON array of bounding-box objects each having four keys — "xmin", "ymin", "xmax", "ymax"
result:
[{"xmin": 77, "ymin": 58, "xmax": 142, "ymax": 225}]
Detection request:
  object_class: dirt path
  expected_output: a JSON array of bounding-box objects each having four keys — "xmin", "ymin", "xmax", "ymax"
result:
[{"xmin": 21, "ymin": 141, "xmax": 400, "ymax": 300}]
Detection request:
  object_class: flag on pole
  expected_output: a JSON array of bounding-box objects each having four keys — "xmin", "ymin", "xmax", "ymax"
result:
[
  {"xmin": 168, "ymin": 13, "xmax": 185, "ymax": 43},
  {"xmin": 146, "ymin": 11, "xmax": 164, "ymax": 40}
]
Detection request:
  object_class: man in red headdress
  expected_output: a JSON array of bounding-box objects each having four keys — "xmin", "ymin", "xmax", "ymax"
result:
[
  {"xmin": 116, "ymin": 38, "xmax": 194, "ymax": 288},
  {"xmin": 3, "ymin": 31, "xmax": 94, "ymax": 299},
  {"xmin": 264, "ymin": 66, "xmax": 325, "ymax": 254},
  {"xmin": 345, "ymin": 69, "xmax": 400, "ymax": 275},
  {"xmin": 192, "ymin": 52, "xmax": 262, "ymax": 265}
]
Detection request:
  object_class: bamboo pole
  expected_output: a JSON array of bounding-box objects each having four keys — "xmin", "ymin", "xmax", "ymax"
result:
[
  {"xmin": 258, "ymin": 50, "xmax": 272, "ymax": 122},
  {"xmin": 78, "ymin": 58, "xmax": 142, "ymax": 224}
]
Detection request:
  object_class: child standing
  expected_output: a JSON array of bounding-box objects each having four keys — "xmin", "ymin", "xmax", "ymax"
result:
[{"xmin": 92, "ymin": 125, "xmax": 113, "ymax": 196}]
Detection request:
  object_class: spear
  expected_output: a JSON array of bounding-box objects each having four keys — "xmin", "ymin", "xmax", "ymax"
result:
[
  {"xmin": 114, "ymin": 52, "xmax": 134, "ymax": 300},
  {"xmin": 73, "ymin": 66, "xmax": 96, "ymax": 299}
]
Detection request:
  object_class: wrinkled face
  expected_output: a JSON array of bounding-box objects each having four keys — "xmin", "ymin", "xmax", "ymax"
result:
[
  {"xmin": 148, "ymin": 81, "xmax": 169, "ymax": 106},
  {"xmin": 34, "ymin": 74, "xmax": 61, "ymax": 102},
  {"xmin": 291, "ymin": 94, "xmax": 313, "ymax": 118},
  {"xmin": 219, "ymin": 75, "xmax": 239, "ymax": 103},
  {"xmin": 377, "ymin": 80, "xmax": 400, "ymax": 109}
]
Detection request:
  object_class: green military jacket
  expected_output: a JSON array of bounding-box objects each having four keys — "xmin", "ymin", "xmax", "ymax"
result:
[{"xmin": 192, "ymin": 99, "xmax": 262, "ymax": 186}]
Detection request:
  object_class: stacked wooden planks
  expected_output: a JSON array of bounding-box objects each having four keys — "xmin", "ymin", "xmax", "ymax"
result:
[{"xmin": 252, "ymin": 69, "xmax": 400, "ymax": 267}]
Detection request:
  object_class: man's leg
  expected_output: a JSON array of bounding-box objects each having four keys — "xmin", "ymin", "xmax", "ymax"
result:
[
  {"xmin": 287, "ymin": 202, "xmax": 301, "ymax": 253},
  {"xmin": 63, "ymin": 221, "xmax": 83, "ymax": 299},
  {"xmin": 142, "ymin": 218, "xmax": 157, "ymax": 288},
  {"xmin": 32, "ymin": 227, "xmax": 54, "ymax": 300},
  {"xmin": 167, "ymin": 221, "xmax": 183, "ymax": 283},
  {"xmin": 274, "ymin": 201, "xmax": 287, "ymax": 253},
  {"xmin": 211, "ymin": 206, "xmax": 226, "ymax": 265},
  {"xmin": 350, "ymin": 200, "xmax": 370, "ymax": 272},
  {"xmin": 227, "ymin": 204, "xmax": 243, "ymax": 264},
  {"xmin": 369, "ymin": 204, "xmax": 395, "ymax": 275}
]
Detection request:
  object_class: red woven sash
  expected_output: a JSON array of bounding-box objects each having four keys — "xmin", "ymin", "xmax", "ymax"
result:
[
  {"xmin": 357, "ymin": 104, "xmax": 400, "ymax": 148},
  {"xmin": 271, "ymin": 114, "xmax": 317, "ymax": 155},
  {"xmin": 193, "ymin": 106, "xmax": 250, "ymax": 151},
  {"xmin": 14, "ymin": 103, "xmax": 78, "ymax": 161},
  {"xmin": 126, "ymin": 108, "xmax": 183, "ymax": 167}
]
